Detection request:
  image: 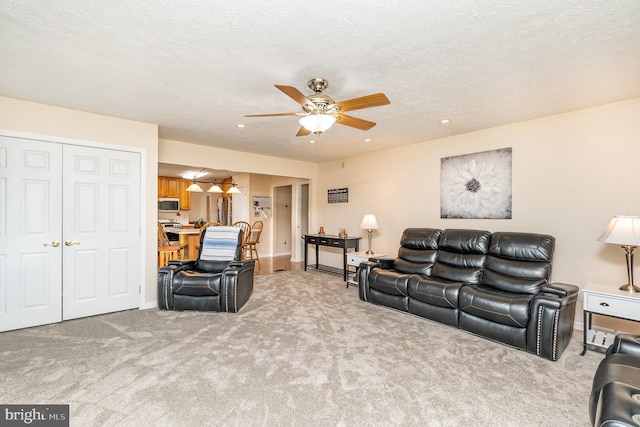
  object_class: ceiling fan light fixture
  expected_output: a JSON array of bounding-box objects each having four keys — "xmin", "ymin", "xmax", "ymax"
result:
[{"xmin": 299, "ymin": 114, "xmax": 337, "ymax": 133}]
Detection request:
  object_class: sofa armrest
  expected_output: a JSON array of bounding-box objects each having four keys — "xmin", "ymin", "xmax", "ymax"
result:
[
  {"xmin": 357, "ymin": 261, "xmax": 380, "ymax": 301},
  {"xmin": 373, "ymin": 257, "xmax": 395, "ymax": 269},
  {"xmin": 526, "ymin": 283, "xmax": 579, "ymax": 361},
  {"xmin": 608, "ymin": 334, "xmax": 640, "ymax": 357},
  {"xmin": 540, "ymin": 282, "xmax": 579, "ymax": 299}
]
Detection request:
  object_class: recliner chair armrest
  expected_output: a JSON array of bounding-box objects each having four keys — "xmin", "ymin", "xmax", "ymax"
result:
[
  {"xmin": 540, "ymin": 282, "xmax": 579, "ymax": 299},
  {"xmin": 166, "ymin": 259, "xmax": 197, "ymax": 269},
  {"xmin": 608, "ymin": 334, "xmax": 640, "ymax": 357},
  {"xmin": 222, "ymin": 259, "xmax": 255, "ymax": 273},
  {"xmin": 221, "ymin": 259, "xmax": 255, "ymax": 312}
]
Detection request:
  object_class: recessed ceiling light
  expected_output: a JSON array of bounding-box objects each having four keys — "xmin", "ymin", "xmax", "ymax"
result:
[
  {"xmin": 309, "ymin": 140, "xmax": 316, "ymax": 144},
  {"xmin": 440, "ymin": 118, "xmax": 451, "ymax": 124},
  {"xmin": 364, "ymin": 139, "xmax": 371, "ymax": 142},
  {"xmin": 236, "ymin": 124, "xmax": 246, "ymax": 128}
]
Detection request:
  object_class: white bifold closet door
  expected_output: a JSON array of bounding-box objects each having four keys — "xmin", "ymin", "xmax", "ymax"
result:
[
  {"xmin": 0, "ymin": 135, "xmax": 141, "ymax": 332},
  {"xmin": 61, "ymin": 144, "xmax": 141, "ymax": 321}
]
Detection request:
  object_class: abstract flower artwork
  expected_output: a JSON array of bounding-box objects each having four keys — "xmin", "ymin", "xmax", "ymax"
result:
[{"xmin": 440, "ymin": 148, "xmax": 512, "ymax": 219}]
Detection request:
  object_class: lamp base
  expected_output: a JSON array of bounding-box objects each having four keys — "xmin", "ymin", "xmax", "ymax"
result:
[
  {"xmin": 365, "ymin": 250, "xmax": 374, "ymax": 255},
  {"xmin": 619, "ymin": 283, "xmax": 640, "ymax": 292}
]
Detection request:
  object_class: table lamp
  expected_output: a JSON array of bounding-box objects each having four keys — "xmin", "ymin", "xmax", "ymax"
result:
[
  {"xmin": 598, "ymin": 215, "xmax": 640, "ymax": 292},
  {"xmin": 360, "ymin": 214, "xmax": 379, "ymax": 255}
]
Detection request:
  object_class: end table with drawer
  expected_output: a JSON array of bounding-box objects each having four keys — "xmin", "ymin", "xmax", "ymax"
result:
[{"xmin": 581, "ymin": 282, "xmax": 640, "ymax": 355}]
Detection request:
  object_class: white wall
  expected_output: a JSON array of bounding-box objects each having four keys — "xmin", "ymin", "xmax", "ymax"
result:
[{"xmin": 316, "ymin": 98, "xmax": 640, "ymax": 324}]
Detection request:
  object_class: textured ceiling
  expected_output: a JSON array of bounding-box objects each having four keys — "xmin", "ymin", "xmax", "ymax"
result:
[{"xmin": 1, "ymin": 1, "xmax": 639, "ymax": 163}]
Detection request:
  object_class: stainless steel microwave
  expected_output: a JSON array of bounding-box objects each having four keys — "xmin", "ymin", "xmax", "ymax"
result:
[{"xmin": 158, "ymin": 198, "xmax": 180, "ymax": 212}]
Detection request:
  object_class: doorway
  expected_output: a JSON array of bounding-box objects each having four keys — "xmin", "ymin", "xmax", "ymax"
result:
[{"xmin": 273, "ymin": 185, "xmax": 292, "ymax": 257}]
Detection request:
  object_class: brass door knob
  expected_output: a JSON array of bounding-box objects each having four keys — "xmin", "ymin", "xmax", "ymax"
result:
[
  {"xmin": 64, "ymin": 240, "xmax": 80, "ymax": 246},
  {"xmin": 43, "ymin": 241, "xmax": 60, "ymax": 247}
]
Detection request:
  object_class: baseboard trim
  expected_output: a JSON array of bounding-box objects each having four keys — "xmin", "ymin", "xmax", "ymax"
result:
[
  {"xmin": 272, "ymin": 252, "xmax": 292, "ymax": 257},
  {"xmin": 140, "ymin": 301, "xmax": 157, "ymax": 310}
]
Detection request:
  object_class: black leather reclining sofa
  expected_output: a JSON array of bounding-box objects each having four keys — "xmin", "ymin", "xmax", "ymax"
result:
[{"xmin": 358, "ymin": 228, "xmax": 579, "ymax": 361}]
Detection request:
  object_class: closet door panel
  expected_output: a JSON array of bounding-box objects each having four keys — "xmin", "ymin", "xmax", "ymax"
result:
[
  {"xmin": 62, "ymin": 145, "xmax": 141, "ymax": 320},
  {"xmin": 0, "ymin": 136, "xmax": 63, "ymax": 332}
]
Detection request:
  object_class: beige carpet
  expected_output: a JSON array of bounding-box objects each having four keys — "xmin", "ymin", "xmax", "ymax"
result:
[{"xmin": 0, "ymin": 270, "xmax": 603, "ymax": 426}]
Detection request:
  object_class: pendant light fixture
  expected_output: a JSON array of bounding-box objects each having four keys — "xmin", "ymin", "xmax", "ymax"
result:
[
  {"xmin": 183, "ymin": 168, "xmax": 207, "ymax": 192},
  {"xmin": 185, "ymin": 180, "xmax": 203, "ymax": 192},
  {"xmin": 207, "ymin": 184, "xmax": 223, "ymax": 193},
  {"xmin": 226, "ymin": 184, "xmax": 241, "ymax": 194}
]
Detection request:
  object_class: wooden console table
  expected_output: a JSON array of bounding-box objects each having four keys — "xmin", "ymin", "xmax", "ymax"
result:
[{"xmin": 304, "ymin": 234, "xmax": 361, "ymax": 281}]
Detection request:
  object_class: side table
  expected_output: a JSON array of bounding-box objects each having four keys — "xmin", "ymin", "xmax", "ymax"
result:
[
  {"xmin": 581, "ymin": 282, "xmax": 640, "ymax": 355},
  {"xmin": 303, "ymin": 234, "xmax": 361, "ymax": 281},
  {"xmin": 346, "ymin": 251, "xmax": 386, "ymax": 288}
]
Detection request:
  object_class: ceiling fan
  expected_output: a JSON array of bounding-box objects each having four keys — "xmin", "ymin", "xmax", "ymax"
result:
[{"xmin": 245, "ymin": 78, "xmax": 390, "ymax": 137}]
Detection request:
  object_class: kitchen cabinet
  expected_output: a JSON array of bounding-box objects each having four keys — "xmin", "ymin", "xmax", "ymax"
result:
[
  {"xmin": 158, "ymin": 176, "xmax": 179, "ymax": 198},
  {"xmin": 158, "ymin": 177, "xmax": 190, "ymax": 210},
  {"xmin": 179, "ymin": 178, "xmax": 191, "ymax": 210},
  {"xmin": 158, "ymin": 176, "xmax": 167, "ymax": 197},
  {"xmin": 166, "ymin": 178, "xmax": 180, "ymax": 198}
]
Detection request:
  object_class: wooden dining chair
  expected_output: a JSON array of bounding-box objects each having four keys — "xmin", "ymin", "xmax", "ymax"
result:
[
  {"xmin": 247, "ymin": 220, "xmax": 263, "ymax": 266},
  {"xmin": 157, "ymin": 222, "xmax": 183, "ymax": 267},
  {"xmin": 232, "ymin": 221, "xmax": 252, "ymax": 259}
]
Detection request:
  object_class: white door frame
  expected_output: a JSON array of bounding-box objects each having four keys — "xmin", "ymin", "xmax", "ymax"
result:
[{"xmin": 0, "ymin": 129, "xmax": 148, "ymax": 308}]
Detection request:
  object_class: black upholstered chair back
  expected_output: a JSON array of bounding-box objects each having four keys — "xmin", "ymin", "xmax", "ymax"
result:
[
  {"xmin": 433, "ymin": 229, "xmax": 491, "ymax": 284},
  {"xmin": 195, "ymin": 226, "xmax": 243, "ymax": 273},
  {"xmin": 394, "ymin": 228, "xmax": 441, "ymax": 274},
  {"xmin": 482, "ymin": 232, "xmax": 555, "ymax": 294}
]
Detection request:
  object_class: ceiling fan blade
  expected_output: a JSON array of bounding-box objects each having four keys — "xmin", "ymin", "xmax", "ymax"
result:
[
  {"xmin": 244, "ymin": 112, "xmax": 298, "ymax": 117},
  {"xmin": 275, "ymin": 85, "xmax": 314, "ymax": 108},
  {"xmin": 335, "ymin": 93, "xmax": 390, "ymax": 113},
  {"xmin": 296, "ymin": 127, "xmax": 311, "ymax": 137},
  {"xmin": 336, "ymin": 114, "xmax": 376, "ymax": 130}
]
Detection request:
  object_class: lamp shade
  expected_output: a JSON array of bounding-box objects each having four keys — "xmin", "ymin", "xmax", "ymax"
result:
[
  {"xmin": 186, "ymin": 182, "xmax": 203, "ymax": 192},
  {"xmin": 226, "ymin": 186, "xmax": 241, "ymax": 194},
  {"xmin": 598, "ymin": 215, "xmax": 640, "ymax": 246},
  {"xmin": 299, "ymin": 114, "xmax": 337, "ymax": 133},
  {"xmin": 360, "ymin": 214, "xmax": 379, "ymax": 230},
  {"xmin": 207, "ymin": 184, "xmax": 223, "ymax": 193}
]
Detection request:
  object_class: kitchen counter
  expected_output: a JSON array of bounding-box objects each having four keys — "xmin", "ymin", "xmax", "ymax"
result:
[
  {"xmin": 172, "ymin": 229, "xmax": 200, "ymax": 235},
  {"xmin": 171, "ymin": 229, "xmax": 201, "ymax": 259}
]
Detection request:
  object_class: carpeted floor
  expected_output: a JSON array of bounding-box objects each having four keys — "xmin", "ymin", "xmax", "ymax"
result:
[{"xmin": 0, "ymin": 270, "xmax": 603, "ymax": 426}]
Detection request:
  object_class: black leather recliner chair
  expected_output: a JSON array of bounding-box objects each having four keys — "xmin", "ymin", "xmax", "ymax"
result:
[
  {"xmin": 590, "ymin": 334, "xmax": 640, "ymax": 426},
  {"xmin": 157, "ymin": 226, "xmax": 255, "ymax": 312}
]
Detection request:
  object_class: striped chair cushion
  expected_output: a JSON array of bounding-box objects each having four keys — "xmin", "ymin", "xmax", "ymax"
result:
[{"xmin": 200, "ymin": 226, "xmax": 242, "ymax": 261}]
